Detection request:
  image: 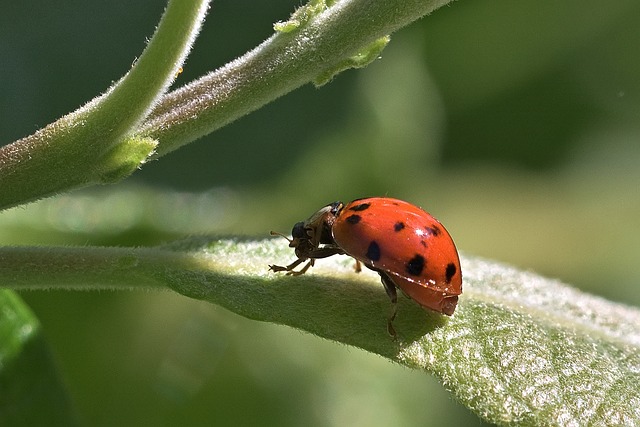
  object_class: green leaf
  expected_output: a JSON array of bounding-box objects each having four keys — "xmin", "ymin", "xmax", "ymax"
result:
[
  {"xmin": 0, "ymin": 290, "xmax": 77, "ymax": 426},
  {"xmin": 398, "ymin": 256, "xmax": 640, "ymax": 425},
  {"xmin": 1, "ymin": 237, "xmax": 639, "ymax": 425}
]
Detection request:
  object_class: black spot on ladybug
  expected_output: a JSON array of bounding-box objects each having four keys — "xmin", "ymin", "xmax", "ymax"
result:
[
  {"xmin": 349, "ymin": 203, "xmax": 371, "ymax": 212},
  {"xmin": 346, "ymin": 214, "xmax": 361, "ymax": 225},
  {"xmin": 425, "ymin": 226, "xmax": 441, "ymax": 236},
  {"xmin": 445, "ymin": 263, "xmax": 457, "ymax": 284},
  {"xmin": 420, "ymin": 240, "xmax": 427, "ymax": 247},
  {"xmin": 366, "ymin": 241, "xmax": 381, "ymax": 261},
  {"xmin": 406, "ymin": 254, "xmax": 425, "ymax": 276},
  {"xmin": 393, "ymin": 222, "xmax": 405, "ymax": 232}
]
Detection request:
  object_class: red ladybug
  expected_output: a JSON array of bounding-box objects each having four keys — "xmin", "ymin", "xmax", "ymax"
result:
[{"xmin": 270, "ymin": 197, "xmax": 462, "ymax": 335}]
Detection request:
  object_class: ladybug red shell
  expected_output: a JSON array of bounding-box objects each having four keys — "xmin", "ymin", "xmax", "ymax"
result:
[{"xmin": 270, "ymin": 197, "xmax": 462, "ymax": 334}]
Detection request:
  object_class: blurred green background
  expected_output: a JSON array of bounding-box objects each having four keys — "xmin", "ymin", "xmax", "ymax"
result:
[{"xmin": 1, "ymin": 0, "xmax": 639, "ymax": 425}]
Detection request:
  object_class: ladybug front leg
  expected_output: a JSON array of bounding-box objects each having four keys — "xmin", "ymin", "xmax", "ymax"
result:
[
  {"xmin": 269, "ymin": 258, "xmax": 314, "ymax": 275},
  {"xmin": 378, "ymin": 271, "xmax": 398, "ymax": 338},
  {"xmin": 270, "ymin": 247, "xmax": 344, "ymax": 276}
]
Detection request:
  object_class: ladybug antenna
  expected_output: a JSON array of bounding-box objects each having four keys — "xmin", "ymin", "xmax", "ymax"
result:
[{"xmin": 270, "ymin": 230, "xmax": 292, "ymax": 243}]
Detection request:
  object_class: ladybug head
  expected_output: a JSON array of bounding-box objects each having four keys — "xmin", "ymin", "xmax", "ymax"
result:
[
  {"xmin": 291, "ymin": 221, "xmax": 306, "ymax": 240},
  {"xmin": 270, "ymin": 220, "xmax": 316, "ymax": 255},
  {"xmin": 270, "ymin": 202, "xmax": 343, "ymax": 257},
  {"xmin": 288, "ymin": 221, "xmax": 311, "ymax": 250}
]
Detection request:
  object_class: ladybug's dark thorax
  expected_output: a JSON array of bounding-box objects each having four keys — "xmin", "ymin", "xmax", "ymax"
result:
[
  {"xmin": 329, "ymin": 201, "xmax": 343, "ymax": 216},
  {"xmin": 406, "ymin": 254, "xmax": 425, "ymax": 276},
  {"xmin": 365, "ymin": 241, "xmax": 381, "ymax": 261},
  {"xmin": 445, "ymin": 263, "xmax": 457, "ymax": 284},
  {"xmin": 319, "ymin": 220, "xmax": 334, "ymax": 244},
  {"xmin": 319, "ymin": 201, "xmax": 343, "ymax": 244}
]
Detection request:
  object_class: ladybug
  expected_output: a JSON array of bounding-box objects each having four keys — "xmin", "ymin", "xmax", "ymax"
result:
[{"xmin": 270, "ymin": 197, "xmax": 462, "ymax": 335}]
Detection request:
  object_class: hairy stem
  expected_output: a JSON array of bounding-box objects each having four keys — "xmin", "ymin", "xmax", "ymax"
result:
[
  {"xmin": 0, "ymin": 0, "xmax": 209, "ymax": 210},
  {"xmin": 138, "ymin": 0, "xmax": 452, "ymax": 157}
]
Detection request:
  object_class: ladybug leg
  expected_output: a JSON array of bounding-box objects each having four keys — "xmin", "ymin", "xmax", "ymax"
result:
[
  {"xmin": 378, "ymin": 271, "xmax": 398, "ymax": 338},
  {"xmin": 286, "ymin": 259, "xmax": 314, "ymax": 276},
  {"xmin": 269, "ymin": 257, "xmax": 303, "ymax": 272},
  {"xmin": 269, "ymin": 258, "xmax": 313, "ymax": 275},
  {"xmin": 270, "ymin": 248, "xmax": 343, "ymax": 276},
  {"xmin": 353, "ymin": 259, "xmax": 362, "ymax": 273}
]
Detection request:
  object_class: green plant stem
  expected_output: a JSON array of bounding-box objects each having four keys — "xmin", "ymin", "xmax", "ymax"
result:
[
  {"xmin": 0, "ymin": 0, "xmax": 209, "ymax": 210},
  {"xmin": 138, "ymin": 0, "xmax": 452, "ymax": 157},
  {"xmin": 0, "ymin": 0, "xmax": 451, "ymax": 211},
  {"xmin": 0, "ymin": 246, "xmax": 195, "ymax": 292}
]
